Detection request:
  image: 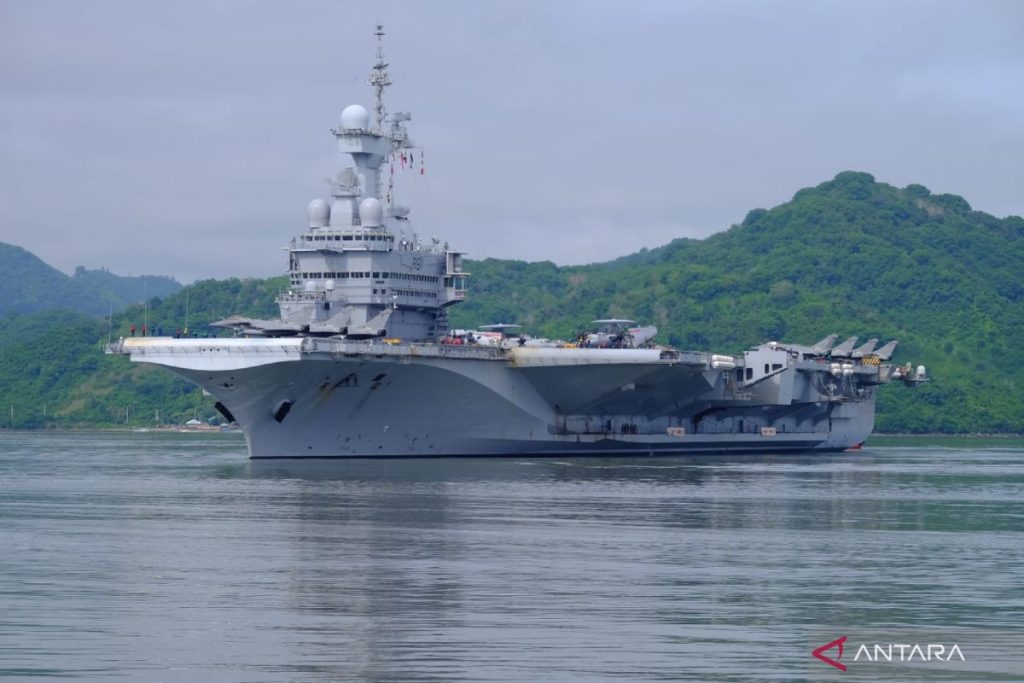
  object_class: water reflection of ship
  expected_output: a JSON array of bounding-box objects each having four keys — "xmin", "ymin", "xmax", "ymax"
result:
[
  {"xmin": 259, "ymin": 460, "xmax": 464, "ymax": 681},
  {"xmin": 248, "ymin": 453, "xmax": 875, "ymax": 486},
  {"xmin": 246, "ymin": 452, "xmax": 906, "ymax": 678}
]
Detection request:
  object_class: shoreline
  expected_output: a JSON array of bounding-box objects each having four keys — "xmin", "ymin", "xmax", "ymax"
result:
[
  {"xmin": 872, "ymin": 432, "xmax": 1024, "ymax": 438},
  {"xmin": 0, "ymin": 426, "xmax": 241, "ymax": 434},
  {"xmin": 1, "ymin": 428, "xmax": 1021, "ymax": 439}
]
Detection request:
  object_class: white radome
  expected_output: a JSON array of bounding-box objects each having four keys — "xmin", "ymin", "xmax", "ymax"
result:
[
  {"xmin": 340, "ymin": 104, "xmax": 370, "ymax": 130},
  {"xmin": 306, "ymin": 198, "xmax": 330, "ymax": 228},
  {"xmin": 359, "ymin": 197, "xmax": 383, "ymax": 227}
]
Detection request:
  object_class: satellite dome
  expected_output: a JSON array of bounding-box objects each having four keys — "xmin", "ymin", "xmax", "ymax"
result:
[
  {"xmin": 306, "ymin": 198, "xmax": 330, "ymax": 228},
  {"xmin": 340, "ymin": 104, "xmax": 370, "ymax": 130},
  {"xmin": 359, "ymin": 197, "xmax": 383, "ymax": 227}
]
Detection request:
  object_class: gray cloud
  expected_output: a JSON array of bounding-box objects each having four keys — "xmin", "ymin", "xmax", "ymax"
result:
[{"xmin": 2, "ymin": 0, "xmax": 1021, "ymax": 282}]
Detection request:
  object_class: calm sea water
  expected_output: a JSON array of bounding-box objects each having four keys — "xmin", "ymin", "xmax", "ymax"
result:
[{"xmin": 0, "ymin": 432, "xmax": 1022, "ymax": 682}]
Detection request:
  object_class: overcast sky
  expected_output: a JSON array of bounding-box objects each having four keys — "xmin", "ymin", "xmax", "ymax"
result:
[{"xmin": 2, "ymin": 1, "xmax": 1021, "ymax": 282}]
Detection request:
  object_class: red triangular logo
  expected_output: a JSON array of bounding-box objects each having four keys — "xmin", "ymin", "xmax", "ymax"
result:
[{"xmin": 812, "ymin": 635, "xmax": 848, "ymax": 671}]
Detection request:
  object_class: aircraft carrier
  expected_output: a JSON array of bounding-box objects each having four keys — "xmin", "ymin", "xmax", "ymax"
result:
[{"xmin": 108, "ymin": 27, "xmax": 927, "ymax": 458}]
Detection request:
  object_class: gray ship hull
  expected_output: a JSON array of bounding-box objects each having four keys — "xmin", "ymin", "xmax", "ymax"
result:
[{"xmin": 113, "ymin": 337, "xmax": 877, "ymax": 458}]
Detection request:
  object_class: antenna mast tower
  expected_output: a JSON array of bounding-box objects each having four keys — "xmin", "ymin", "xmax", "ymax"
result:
[{"xmin": 369, "ymin": 24, "xmax": 391, "ymax": 130}]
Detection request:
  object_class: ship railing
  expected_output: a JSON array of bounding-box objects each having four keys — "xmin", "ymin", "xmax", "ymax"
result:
[
  {"xmin": 277, "ymin": 290, "xmax": 328, "ymax": 303},
  {"xmin": 140, "ymin": 342, "xmax": 304, "ymax": 355},
  {"xmin": 107, "ymin": 338, "xmax": 304, "ymax": 357},
  {"xmin": 303, "ymin": 337, "xmax": 508, "ymax": 361},
  {"xmin": 299, "ymin": 338, "xmax": 713, "ymax": 364}
]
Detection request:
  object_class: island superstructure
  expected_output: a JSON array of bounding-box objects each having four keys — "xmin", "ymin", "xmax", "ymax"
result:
[
  {"xmin": 216, "ymin": 26, "xmax": 465, "ymax": 342},
  {"xmin": 107, "ymin": 27, "xmax": 926, "ymax": 458}
]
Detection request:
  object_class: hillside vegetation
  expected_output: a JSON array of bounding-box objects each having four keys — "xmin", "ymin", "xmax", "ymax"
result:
[
  {"xmin": 0, "ymin": 242, "xmax": 181, "ymax": 317},
  {"xmin": 0, "ymin": 278, "xmax": 286, "ymax": 428},
  {"xmin": 1, "ymin": 172, "xmax": 1022, "ymax": 432}
]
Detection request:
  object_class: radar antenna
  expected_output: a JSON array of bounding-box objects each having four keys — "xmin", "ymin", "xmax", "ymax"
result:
[{"xmin": 369, "ymin": 24, "xmax": 391, "ymax": 130}]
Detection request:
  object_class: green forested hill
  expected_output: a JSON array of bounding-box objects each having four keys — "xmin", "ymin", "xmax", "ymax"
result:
[
  {"xmin": 0, "ymin": 277, "xmax": 287, "ymax": 428},
  {"xmin": 452, "ymin": 173, "xmax": 1024, "ymax": 432},
  {"xmin": 0, "ymin": 242, "xmax": 181, "ymax": 317},
  {"xmin": 1, "ymin": 172, "xmax": 1022, "ymax": 432}
]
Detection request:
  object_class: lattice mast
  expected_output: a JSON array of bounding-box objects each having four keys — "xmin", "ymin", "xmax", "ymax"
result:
[{"xmin": 369, "ymin": 24, "xmax": 391, "ymax": 131}]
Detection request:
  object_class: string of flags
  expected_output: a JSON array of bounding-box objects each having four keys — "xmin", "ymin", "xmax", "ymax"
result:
[
  {"xmin": 390, "ymin": 149, "xmax": 425, "ymax": 175},
  {"xmin": 386, "ymin": 148, "xmax": 425, "ymax": 204}
]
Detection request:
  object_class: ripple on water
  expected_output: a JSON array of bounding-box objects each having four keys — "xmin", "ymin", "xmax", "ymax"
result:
[{"xmin": 1, "ymin": 432, "xmax": 1022, "ymax": 681}]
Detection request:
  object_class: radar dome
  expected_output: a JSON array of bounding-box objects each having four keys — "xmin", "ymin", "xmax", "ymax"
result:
[
  {"xmin": 306, "ymin": 198, "xmax": 330, "ymax": 228},
  {"xmin": 340, "ymin": 104, "xmax": 370, "ymax": 130},
  {"xmin": 359, "ymin": 197, "xmax": 383, "ymax": 227}
]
